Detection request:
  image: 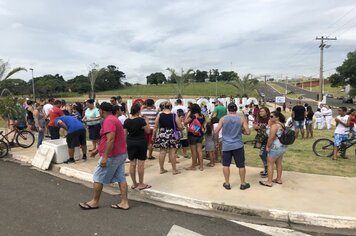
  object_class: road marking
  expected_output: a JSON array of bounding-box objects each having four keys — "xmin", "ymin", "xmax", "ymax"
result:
[
  {"xmin": 167, "ymin": 225, "xmax": 203, "ymax": 236},
  {"xmin": 231, "ymin": 220, "xmax": 311, "ymax": 236}
]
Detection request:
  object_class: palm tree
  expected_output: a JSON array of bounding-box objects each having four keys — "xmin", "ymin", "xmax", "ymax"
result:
[
  {"xmin": 166, "ymin": 68, "xmax": 194, "ymax": 98},
  {"xmin": 88, "ymin": 63, "xmax": 102, "ymax": 99},
  {"xmin": 227, "ymin": 73, "xmax": 258, "ymax": 97},
  {"xmin": 0, "ymin": 59, "xmax": 27, "ymax": 81}
]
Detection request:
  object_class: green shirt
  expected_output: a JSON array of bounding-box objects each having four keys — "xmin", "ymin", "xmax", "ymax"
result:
[
  {"xmin": 213, "ymin": 105, "xmax": 227, "ymax": 119},
  {"xmin": 85, "ymin": 108, "xmax": 101, "ymax": 125}
]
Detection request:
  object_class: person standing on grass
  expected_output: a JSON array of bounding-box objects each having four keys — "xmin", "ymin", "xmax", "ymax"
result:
[
  {"xmin": 141, "ymin": 98, "xmax": 159, "ymax": 160},
  {"xmin": 333, "ymin": 107, "xmax": 350, "ymax": 160},
  {"xmin": 48, "ymin": 100, "xmax": 64, "ymax": 140},
  {"xmin": 123, "ymin": 104, "xmax": 152, "ymax": 190},
  {"xmin": 314, "ymin": 108, "xmax": 323, "ymax": 130},
  {"xmin": 79, "ymin": 102, "xmax": 129, "ymax": 210},
  {"xmin": 214, "ymin": 103, "xmax": 251, "ymax": 190},
  {"xmin": 153, "ymin": 101, "xmax": 182, "ymax": 175},
  {"xmin": 253, "ymin": 107, "xmax": 270, "ymax": 178},
  {"xmin": 292, "ymin": 100, "xmax": 306, "ymax": 139},
  {"xmin": 82, "ymin": 99, "xmax": 101, "ymax": 152},
  {"xmin": 185, "ymin": 104, "xmax": 206, "ymax": 171},
  {"xmin": 55, "ymin": 115, "xmax": 87, "ymax": 163},
  {"xmin": 212, "ymin": 100, "xmax": 227, "ymax": 120},
  {"xmin": 305, "ymin": 106, "xmax": 314, "ymax": 138},
  {"xmin": 259, "ymin": 111, "xmax": 287, "ymax": 187}
]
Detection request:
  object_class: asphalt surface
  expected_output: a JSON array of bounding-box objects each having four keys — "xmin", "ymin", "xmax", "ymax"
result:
[
  {"xmin": 0, "ymin": 160, "xmax": 266, "ymax": 236},
  {"xmin": 274, "ymin": 82, "xmax": 356, "ymax": 109}
]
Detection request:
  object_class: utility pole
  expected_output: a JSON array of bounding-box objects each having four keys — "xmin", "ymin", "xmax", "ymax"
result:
[
  {"xmin": 316, "ymin": 36, "xmax": 337, "ymax": 101},
  {"xmin": 285, "ymin": 76, "xmax": 288, "ymax": 94},
  {"xmin": 29, "ymin": 68, "xmax": 35, "ymax": 102}
]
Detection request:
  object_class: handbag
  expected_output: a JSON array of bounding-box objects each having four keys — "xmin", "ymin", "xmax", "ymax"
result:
[{"xmin": 172, "ymin": 114, "xmax": 182, "ymax": 140}]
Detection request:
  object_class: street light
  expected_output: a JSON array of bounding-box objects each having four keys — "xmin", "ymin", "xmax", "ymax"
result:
[{"xmin": 29, "ymin": 68, "xmax": 35, "ymax": 102}]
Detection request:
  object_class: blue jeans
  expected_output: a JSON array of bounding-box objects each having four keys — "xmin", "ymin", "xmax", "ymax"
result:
[
  {"xmin": 259, "ymin": 144, "xmax": 267, "ymax": 172},
  {"xmin": 37, "ymin": 131, "xmax": 44, "ymax": 148}
]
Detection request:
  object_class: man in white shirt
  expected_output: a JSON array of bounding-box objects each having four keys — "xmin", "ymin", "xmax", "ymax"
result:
[
  {"xmin": 43, "ymin": 98, "xmax": 54, "ymax": 117},
  {"xmin": 321, "ymin": 105, "xmax": 333, "ymax": 129},
  {"xmin": 333, "ymin": 107, "xmax": 350, "ymax": 160},
  {"xmin": 172, "ymin": 99, "xmax": 188, "ymax": 114}
]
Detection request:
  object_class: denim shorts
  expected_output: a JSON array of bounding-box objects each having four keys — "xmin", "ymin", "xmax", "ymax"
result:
[
  {"xmin": 334, "ymin": 133, "xmax": 348, "ymax": 147},
  {"xmin": 294, "ymin": 120, "xmax": 305, "ymax": 129},
  {"xmin": 268, "ymin": 146, "xmax": 287, "ymax": 158},
  {"xmin": 93, "ymin": 153, "xmax": 128, "ymax": 184}
]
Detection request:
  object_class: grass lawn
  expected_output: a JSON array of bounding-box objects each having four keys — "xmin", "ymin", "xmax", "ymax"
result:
[{"xmin": 97, "ymin": 82, "xmax": 258, "ymax": 98}]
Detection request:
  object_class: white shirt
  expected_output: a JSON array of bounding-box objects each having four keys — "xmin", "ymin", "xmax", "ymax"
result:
[
  {"xmin": 43, "ymin": 104, "xmax": 53, "ymax": 117},
  {"xmin": 118, "ymin": 115, "xmax": 127, "ymax": 125},
  {"xmin": 314, "ymin": 111, "xmax": 323, "ymax": 119},
  {"xmin": 335, "ymin": 115, "xmax": 349, "ymax": 134},
  {"xmin": 248, "ymin": 115, "xmax": 254, "ymax": 129},
  {"xmin": 172, "ymin": 105, "xmax": 188, "ymax": 114}
]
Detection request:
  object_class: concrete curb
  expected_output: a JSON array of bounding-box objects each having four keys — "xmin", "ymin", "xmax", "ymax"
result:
[
  {"xmin": 56, "ymin": 165, "xmax": 356, "ymax": 229},
  {"xmin": 7, "ymin": 155, "xmax": 356, "ymax": 230}
]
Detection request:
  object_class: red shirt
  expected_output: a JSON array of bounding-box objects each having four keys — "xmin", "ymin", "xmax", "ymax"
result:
[
  {"xmin": 48, "ymin": 106, "xmax": 64, "ymax": 127},
  {"xmin": 98, "ymin": 115, "xmax": 127, "ymax": 157}
]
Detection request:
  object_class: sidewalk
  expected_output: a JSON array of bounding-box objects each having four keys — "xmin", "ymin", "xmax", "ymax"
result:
[{"xmin": 9, "ymin": 146, "xmax": 356, "ymax": 230}]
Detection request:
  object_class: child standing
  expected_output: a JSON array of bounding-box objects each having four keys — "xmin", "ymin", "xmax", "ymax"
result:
[
  {"xmin": 177, "ymin": 110, "xmax": 189, "ymax": 158},
  {"xmin": 205, "ymin": 121, "xmax": 216, "ymax": 167}
]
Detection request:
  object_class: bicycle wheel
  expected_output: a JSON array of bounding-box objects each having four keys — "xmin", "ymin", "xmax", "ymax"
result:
[
  {"xmin": 312, "ymin": 138, "xmax": 334, "ymax": 157},
  {"xmin": 16, "ymin": 130, "xmax": 35, "ymax": 148},
  {"xmin": 0, "ymin": 140, "xmax": 9, "ymax": 158}
]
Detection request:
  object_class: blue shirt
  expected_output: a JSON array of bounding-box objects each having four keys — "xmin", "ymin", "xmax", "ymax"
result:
[
  {"xmin": 222, "ymin": 115, "xmax": 243, "ymax": 151},
  {"xmin": 55, "ymin": 116, "xmax": 85, "ymax": 134}
]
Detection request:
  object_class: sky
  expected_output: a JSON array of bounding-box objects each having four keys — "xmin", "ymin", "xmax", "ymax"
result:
[{"xmin": 1, "ymin": 0, "xmax": 356, "ymax": 83}]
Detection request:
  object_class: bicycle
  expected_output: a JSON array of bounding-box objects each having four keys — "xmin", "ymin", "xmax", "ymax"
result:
[
  {"xmin": 0, "ymin": 123, "xmax": 35, "ymax": 158},
  {"xmin": 312, "ymin": 136, "xmax": 356, "ymax": 158}
]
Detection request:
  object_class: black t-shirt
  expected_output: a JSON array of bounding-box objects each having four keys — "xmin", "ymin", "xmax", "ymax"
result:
[
  {"xmin": 292, "ymin": 105, "xmax": 306, "ymax": 121},
  {"xmin": 123, "ymin": 117, "xmax": 146, "ymax": 141},
  {"xmin": 159, "ymin": 113, "xmax": 175, "ymax": 129}
]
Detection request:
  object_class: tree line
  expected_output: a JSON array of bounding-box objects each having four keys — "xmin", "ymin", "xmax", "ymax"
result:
[{"xmin": 146, "ymin": 69, "xmax": 239, "ymax": 85}]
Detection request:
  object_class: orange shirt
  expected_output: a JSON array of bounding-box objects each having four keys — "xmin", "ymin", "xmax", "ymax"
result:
[{"xmin": 48, "ymin": 106, "xmax": 64, "ymax": 127}]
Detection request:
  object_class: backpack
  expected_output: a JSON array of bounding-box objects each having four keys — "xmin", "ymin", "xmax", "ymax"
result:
[
  {"xmin": 188, "ymin": 116, "xmax": 202, "ymax": 136},
  {"xmin": 278, "ymin": 125, "xmax": 295, "ymax": 145}
]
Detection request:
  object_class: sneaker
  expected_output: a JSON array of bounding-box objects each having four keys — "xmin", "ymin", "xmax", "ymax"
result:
[
  {"xmin": 223, "ymin": 183, "xmax": 231, "ymax": 190},
  {"xmin": 64, "ymin": 158, "xmax": 75, "ymax": 164},
  {"xmin": 240, "ymin": 183, "xmax": 250, "ymax": 190},
  {"xmin": 83, "ymin": 156, "xmax": 87, "ymax": 160},
  {"xmin": 260, "ymin": 172, "xmax": 268, "ymax": 178},
  {"xmin": 148, "ymin": 156, "xmax": 156, "ymax": 160}
]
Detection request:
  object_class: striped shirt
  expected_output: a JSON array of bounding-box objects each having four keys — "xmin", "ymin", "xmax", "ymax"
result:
[{"xmin": 141, "ymin": 107, "xmax": 158, "ymax": 129}]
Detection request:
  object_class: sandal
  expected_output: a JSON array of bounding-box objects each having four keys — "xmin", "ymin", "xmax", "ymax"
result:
[
  {"xmin": 272, "ymin": 179, "xmax": 282, "ymax": 184},
  {"xmin": 259, "ymin": 181, "xmax": 272, "ymax": 187},
  {"xmin": 223, "ymin": 183, "xmax": 231, "ymax": 190},
  {"xmin": 160, "ymin": 170, "xmax": 168, "ymax": 174},
  {"xmin": 172, "ymin": 171, "xmax": 181, "ymax": 175},
  {"xmin": 111, "ymin": 204, "xmax": 130, "ymax": 210},
  {"xmin": 207, "ymin": 163, "xmax": 215, "ymax": 167},
  {"xmin": 79, "ymin": 202, "xmax": 99, "ymax": 210},
  {"xmin": 240, "ymin": 183, "xmax": 250, "ymax": 190},
  {"xmin": 138, "ymin": 184, "xmax": 152, "ymax": 190}
]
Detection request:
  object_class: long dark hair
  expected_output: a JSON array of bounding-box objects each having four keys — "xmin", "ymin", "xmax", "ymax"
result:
[
  {"xmin": 256, "ymin": 107, "xmax": 270, "ymax": 123},
  {"xmin": 190, "ymin": 103, "xmax": 202, "ymax": 116},
  {"xmin": 271, "ymin": 111, "xmax": 286, "ymax": 123},
  {"xmin": 206, "ymin": 121, "xmax": 213, "ymax": 136}
]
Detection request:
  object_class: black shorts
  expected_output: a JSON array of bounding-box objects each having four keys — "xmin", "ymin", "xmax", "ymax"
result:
[
  {"xmin": 66, "ymin": 129, "xmax": 86, "ymax": 149},
  {"xmin": 222, "ymin": 147, "xmax": 245, "ymax": 168},
  {"xmin": 88, "ymin": 124, "xmax": 101, "ymax": 140},
  {"xmin": 49, "ymin": 126, "xmax": 60, "ymax": 140},
  {"xmin": 180, "ymin": 139, "xmax": 189, "ymax": 148},
  {"xmin": 188, "ymin": 135, "xmax": 203, "ymax": 145},
  {"xmin": 127, "ymin": 139, "xmax": 147, "ymax": 161}
]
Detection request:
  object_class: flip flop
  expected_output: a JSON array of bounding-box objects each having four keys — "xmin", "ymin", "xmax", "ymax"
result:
[
  {"xmin": 272, "ymin": 179, "xmax": 282, "ymax": 184},
  {"xmin": 131, "ymin": 185, "xmax": 138, "ymax": 190},
  {"xmin": 111, "ymin": 204, "xmax": 130, "ymax": 210},
  {"xmin": 79, "ymin": 202, "xmax": 99, "ymax": 210},
  {"xmin": 160, "ymin": 170, "xmax": 168, "ymax": 174},
  {"xmin": 138, "ymin": 185, "xmax": 152, "ymax": 190},
  {"xmin": 259, "ymin": 181, "xmax": 272, "ymax": 187},
  {"xmin": 172, "ymin": 171, "xmax": 181, "ymax": 175}
]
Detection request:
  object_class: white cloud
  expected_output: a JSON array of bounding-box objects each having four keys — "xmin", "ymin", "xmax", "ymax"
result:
[{"xmin": 0, "ymin": 0, "xmax": 355, "ymax": 83}]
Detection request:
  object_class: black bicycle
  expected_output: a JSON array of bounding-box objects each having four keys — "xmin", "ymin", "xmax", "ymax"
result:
[{"xmin": 312, "ymin": 136, "xmax": 355, "ymax": 158}]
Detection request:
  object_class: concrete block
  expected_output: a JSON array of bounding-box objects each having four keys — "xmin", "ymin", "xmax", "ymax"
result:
[
  {"xmin": 42, "ymin": 139, "xmax": 81, "ymax": 163},
  {"xmin": 32, "ymin": 146, "xmax": 54, "ymax": 170}
]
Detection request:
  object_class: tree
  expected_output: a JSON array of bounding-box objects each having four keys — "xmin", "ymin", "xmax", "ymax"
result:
[
  {"xmin": 166, "ymin": 68, "xmax": 194, "ymax": 98},
  {"xmin": 328, "ymin": 50, "xmax": 356, "ymax": 95},
  {"xmin": 88, "ymin": 63, "xmax": 101, "ymax": 99},
  {"xmin": 208, "ymin": 69, "xmax": 219, "ymax": 82},
  {"xmin": 219, "ymin": 71, "xmax": 238, "ymax": 81},
  {"xmin": 95, "ymin": 65, "xmax": 126, "ymax": 91},
  {"xmin": 0, "ymin": 60, "xmax": 27, "ymax": 81},
  {"xmin": 227, "ymin": 73, "xmax": 258, "ymax": 97},
  {"xmin": 67, "ymin": 75, "xmax": 90, "ymax": 93},
  {"xmin": 194, "ymin": 70, "xmax": 208, "ymax": 83},
  {"xmin": 0, "ymin": 79, "xmax": 29, "ymax": 96},
  {"xmin": 34, "ymin": 74, "xmax": 67, "ymax": 97},
  {"xmin": 146, "ymin": 72, "xmax": 167, "ymax": 85}
]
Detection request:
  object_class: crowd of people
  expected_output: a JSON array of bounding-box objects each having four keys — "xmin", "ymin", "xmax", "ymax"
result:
[{"xmin": 3, "ymin": 96, "xmax": 356, "ymax": 209}]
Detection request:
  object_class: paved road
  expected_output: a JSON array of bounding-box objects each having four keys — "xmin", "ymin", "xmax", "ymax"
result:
[
  {"xmin": 0, "ymin": 161, "xmax": 266, "ymax": 236},
  {"xmin": 274, "ymin": 82, "xmax": 356, "ymax": 109}
]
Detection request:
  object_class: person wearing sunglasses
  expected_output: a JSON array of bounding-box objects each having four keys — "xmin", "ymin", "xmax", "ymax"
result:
[{"xmin": 260, "ymin": 111, "xmax": 287, "ymax": 187}]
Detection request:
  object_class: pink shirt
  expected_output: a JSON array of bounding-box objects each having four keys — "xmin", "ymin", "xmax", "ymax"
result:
[{"xmin": 98, "ymin": 115, "xmax": 127, "ymax": 157}]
